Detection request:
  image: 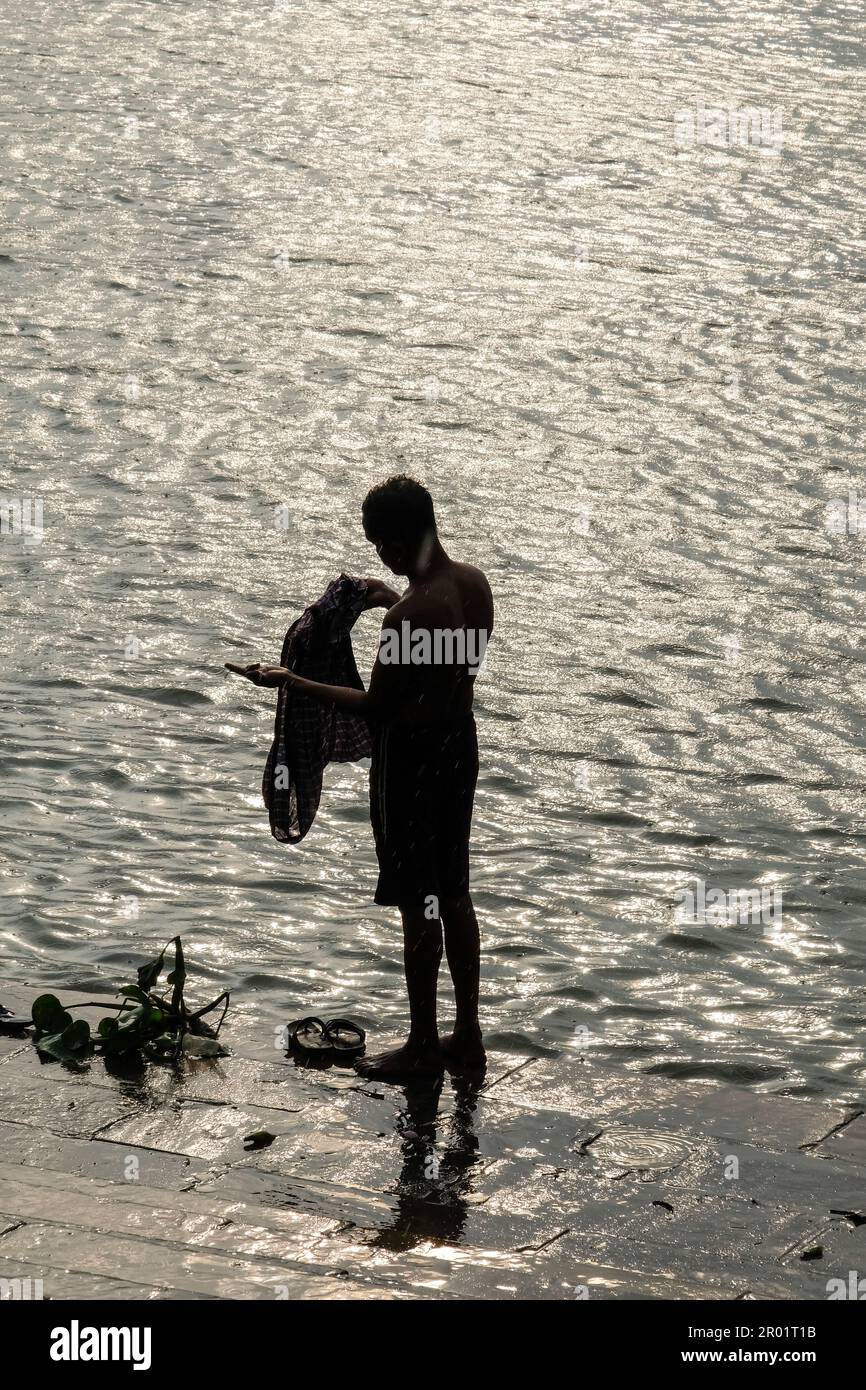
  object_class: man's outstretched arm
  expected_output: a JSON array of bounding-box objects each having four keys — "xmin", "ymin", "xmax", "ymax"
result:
[{"xmin": 225, "ymin": 610, "xmax": 404, "ymax": 718}]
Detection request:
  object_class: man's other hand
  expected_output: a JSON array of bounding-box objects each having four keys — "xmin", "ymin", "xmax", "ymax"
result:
[{"xmin": 363, "ymin": 578, "xmax": 401, "ymax": 610}]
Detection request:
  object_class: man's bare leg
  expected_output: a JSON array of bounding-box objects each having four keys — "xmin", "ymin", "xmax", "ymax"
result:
[
  {"xmin": 440, "ymin": 893, "xmax": 485, "ymax": 1069},
  {"xmin": 355, "ymin": 905, "xmax": 444, "ymax": 1078}
]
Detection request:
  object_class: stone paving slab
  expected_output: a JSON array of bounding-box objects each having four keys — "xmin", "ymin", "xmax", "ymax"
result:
[
  {"xmin": 99, "ymin": 1096, "xmax": 402, "ymax": 1194},
  {"xmin": 0, "ymin": 1256, "xmax": 212, "ymax": 1301},
  {"xmin": 0, "ymin": 1036, "xmax": 28, "ymax": 1063},
  {"xmin": 0, "ymin": 1120, "xmax": 209, "ymax": 1189},
  {"xmin": 0, "ymin": 1223, "xmax": 414, "ymax": 1301},
  {"xmin": 0, "ymin": 1065, "xmax": 143, "ymax": 1137},
  {"xmin": 813, "ymin": 1112, "xmax": 866, "ymax": 1165},
  {"xmin": 471, "ymin": 1161, "xmax": 796, "ymax": 1249},
  {"xmin": 483, "ymin": 1056, "xmax": 854, "ymax": 1151},
  {"xmin": 195, "ymin": 1165, "xmax": 401, "ymax": 1227},
  {"xmin": 0, "ymin": 1161, "xmax": 336, "ymax": 1263},
  {"xmin": 309, "ymin": 1229, "xmax": 732, "ymax": 1301},
  {"xmin": 101, "ymin": 1099, "xmax": 325, "ymax": 1165},
  {"xmin": 685, "ymin": 1137, "xmax": 866, "ymax": 1214}
]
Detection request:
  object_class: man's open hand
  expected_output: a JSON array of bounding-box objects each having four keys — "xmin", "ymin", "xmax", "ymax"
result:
[{"xmin": 225, "ymin": 662, "xmax": 292, "ymax": 687}]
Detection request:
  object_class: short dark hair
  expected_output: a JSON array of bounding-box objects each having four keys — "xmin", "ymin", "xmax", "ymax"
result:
[{"xmin": 362, "ymin": 475, "xmax": 436, "ymax": 544}]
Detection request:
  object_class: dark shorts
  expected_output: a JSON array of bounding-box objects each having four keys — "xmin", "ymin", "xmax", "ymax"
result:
[{"xmin": 369, "ymin": 715, "xmax": 479, "ymax": 908}]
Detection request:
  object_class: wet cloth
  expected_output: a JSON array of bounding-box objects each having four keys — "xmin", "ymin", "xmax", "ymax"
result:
[
  {"xmin": 263, "ymin": 574, "xmax": 371, "ymax": 844},
  {"xmin": 369, "ymin": 714, "xmax": 479, "ymax": 906}
]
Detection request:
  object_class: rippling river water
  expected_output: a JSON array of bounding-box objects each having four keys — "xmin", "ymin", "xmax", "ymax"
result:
[{"xmin": 2, "ymin": 1, "xmax": 865, "ymax": 1102}]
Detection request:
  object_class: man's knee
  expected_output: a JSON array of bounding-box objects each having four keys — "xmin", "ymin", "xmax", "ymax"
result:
[
  {"xmin": 440, "ymin": 893, "xmax": 473, "ymax": 921},
  {"xmin": 400, "ymin": 904, "xmax": 443, "ymax": 941}
]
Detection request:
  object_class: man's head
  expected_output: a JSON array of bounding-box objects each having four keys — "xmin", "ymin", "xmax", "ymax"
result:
[{"xmin": 362, "ymin": 475, "xmax": 437, "ymax": 574}]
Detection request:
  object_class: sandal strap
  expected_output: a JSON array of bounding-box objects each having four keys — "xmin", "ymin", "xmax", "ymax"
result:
[
  {"xmin": 286, "ymin": 1016, "xmax": 330, "ymax": 1045},
  {"xmin": 324, "ymin": 1018, "xmax": 366, "ymax": 1046}
]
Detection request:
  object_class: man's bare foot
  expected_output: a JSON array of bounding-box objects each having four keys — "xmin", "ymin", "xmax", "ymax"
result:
[
  {"xmin": 355, "ymin": 1040, "xmax": 444, "ymax": 1080},
  {"xmin": 440, "ymin": 1027, "xmax": 486, "ymax": 1072}
]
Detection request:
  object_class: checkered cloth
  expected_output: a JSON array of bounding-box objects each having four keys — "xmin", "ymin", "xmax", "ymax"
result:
[{"xmin": 263, "ymin": 574, "xmax": 372, "ymax": 844}]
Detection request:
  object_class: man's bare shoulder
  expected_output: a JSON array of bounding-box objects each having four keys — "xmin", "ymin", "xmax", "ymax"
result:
[
  {"xmin": 454, "ymin": 561, "xmax": 494, "ymax": 628},
  {"xmin": 380, "ymin": 561, "xmax": 492, "ymax": 631},
  {"xmin": 453, "ymin": 560, "xmax": 491, "ymax": 592},
  {"xmin": 383, "ymin": 590, "xmax": 442, "ymax": 627}
]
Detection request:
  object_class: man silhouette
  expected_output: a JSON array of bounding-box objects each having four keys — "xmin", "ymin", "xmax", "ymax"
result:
[{"xmin": 228, "ymin": 476, "xmax": 493, "ymax": 1078}]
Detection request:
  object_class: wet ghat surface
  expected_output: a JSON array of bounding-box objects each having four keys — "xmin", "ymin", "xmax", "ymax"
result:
[
  {"xmin": 2, "ymin": 0, "xmax": 866, "ymax": 1112},
  {"xmin": 0, "ymin": 986, "xmax": 864, "ymax": 1298}
]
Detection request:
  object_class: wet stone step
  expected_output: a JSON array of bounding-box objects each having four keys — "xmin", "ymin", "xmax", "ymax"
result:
[
  {"xmin": 0, "ymin": 1119, "xmax": 210, "ymax": 1189},
  {"xmin": 101, "ymin": 1098, "xmax": 396, "ymax": 1189},
  {"xmin": 483, "ymin": 1056, "xmax": 851, "ymax": 1151},
  {"xmin": 0, "ymin": 1223, "xmax": 414, "ymax": 1301},
  {"xmin": 0, "ymin": 1067, "xmax": 142, "ymax": 1138},
  {"xmin": 482, "ymin": 1056, "xmax": 718, "ymax": 1114},
  {"xmin": 687, "ymin": 1138, "xmax": 866, "ymax": 1215},
  {"xmin": 195, "ymin": 1165, "xmax": 400, "ymax": 1228},
  {"xmin": 2, "ymin": 980, "xmax": 862, "ymax": 1300},
  {"xmin": 813, "ymin": 1112, "xmax": 866, "ymax": 1165},
  {"xmin": 0, "ymin": 1256, "xmax": 212, "ymax": 1301},
  {"xmin": 0, "ymin": 1160, "xmax": 338, "ymax": 1263}
]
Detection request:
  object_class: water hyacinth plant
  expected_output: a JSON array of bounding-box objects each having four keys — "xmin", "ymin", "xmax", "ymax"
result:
[{"xmin": 30, "ymin": 936, "xmax": 230, "ymax": 1063}]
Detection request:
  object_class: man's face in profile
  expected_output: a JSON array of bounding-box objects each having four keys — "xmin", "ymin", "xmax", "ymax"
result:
[
  {"xmin": 364, "ymin": 523, "xmax": 435, "ymax": 577},
  {"xmin": 365, "ymin": 525, "xmax": 406, "ymax": 575}
]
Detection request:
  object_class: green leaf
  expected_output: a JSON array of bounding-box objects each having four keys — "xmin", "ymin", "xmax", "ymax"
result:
[
  {"xmin": 189, "ymin": 991, "xmax": 231, "ymax": 1035},
  {"xmin": 64, "ymin": 1019, "xmax": 91, "ymax": 1051},
  {"xmin": 137, "ymin": 947, "xmax": 167, "ymax": 993},
  {"xmin": 182, "ymin": 1034, "xmax": 224, "ymax": 1058},
  {"xmin": 117, "ymin": 984, "xmax": 151, "ymax": 1005},
  {"xmin": 101, "ymin": 999, "xmax": 171, "ymax": 1055},
  {"xmin": 32, "ymin": 994, "xmax": 71, "ymax": 1034},
  {"xmin": 117, "ymin": 1003, "xmax": 148, "ymax": 1028},
  {"xmin": 34, "ymin": 1031, "xmax": 69, "ymax": 1060},
  {"xmin": 35, "ymin": 1019, "xmax": 91, "ymax": 1062},
  {"xmin": 167, "ymin": 937, "xmax": 186, "ymax": 1016}
]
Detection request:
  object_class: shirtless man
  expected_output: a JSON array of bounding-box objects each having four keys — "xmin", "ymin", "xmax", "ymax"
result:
[{"xmin": 227, "ymin": 476, "xmax": 493, "ymax": 1079}]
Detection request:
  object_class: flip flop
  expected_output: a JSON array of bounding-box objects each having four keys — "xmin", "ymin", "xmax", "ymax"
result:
[
  {"xmin": 325, "ymin": 1018, "xmax": 366, "ymax": 1057},
  {"xmin": 285, "ymin": 1017, "xmax": 332, "ymax": 1056},
  {"xmin": 284, "ymin": 1016, "xmax": 366, "ymax": 1061}
]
